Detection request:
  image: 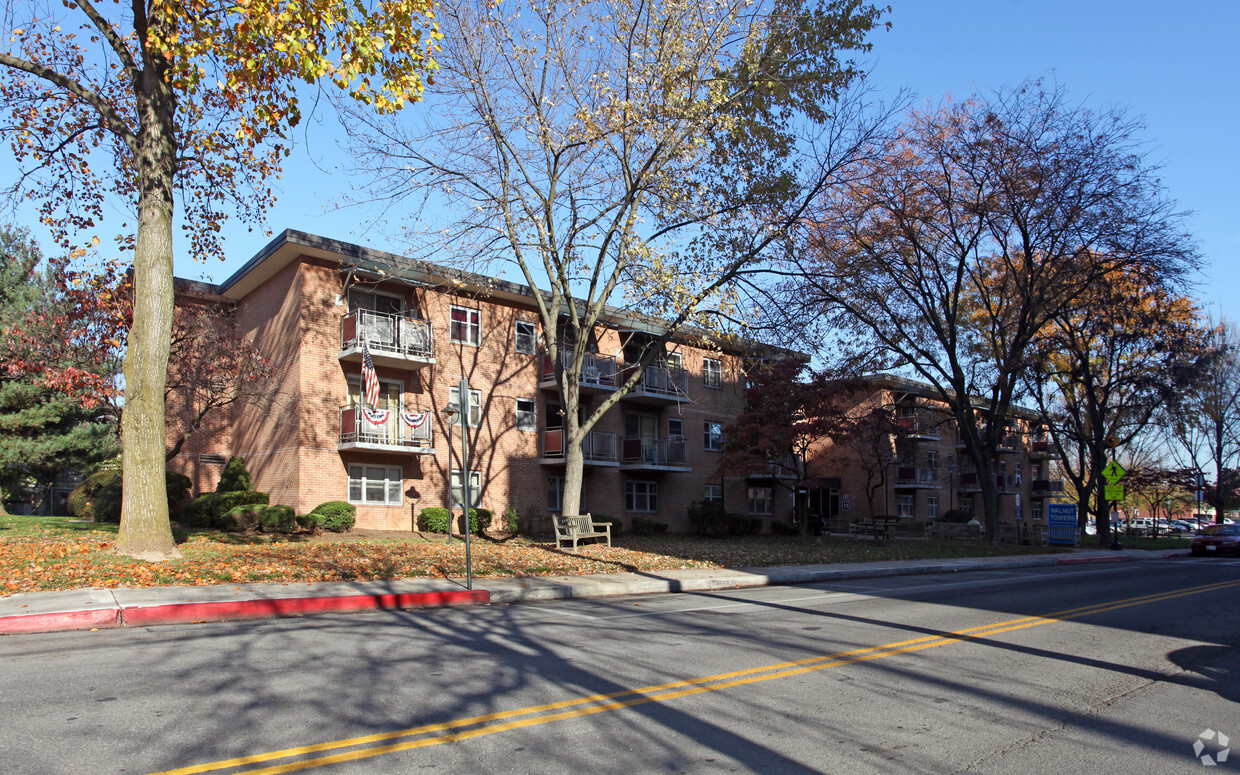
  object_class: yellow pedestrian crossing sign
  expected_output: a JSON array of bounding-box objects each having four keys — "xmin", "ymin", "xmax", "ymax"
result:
[{"xmin": 1102, "ymin": 461, "xmax": 1126, "ymax": 484}]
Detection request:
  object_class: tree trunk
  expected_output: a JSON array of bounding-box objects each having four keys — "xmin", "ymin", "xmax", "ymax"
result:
[
  {"xmin": 113, "ymin": 76, "xmax": 180, "ymax": 561},
  {"xmin": 561, "ymin": 379, "xmax": 584, "ymax": 518}
]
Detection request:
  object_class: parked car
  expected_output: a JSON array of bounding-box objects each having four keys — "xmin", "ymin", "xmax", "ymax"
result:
[
  {"xmin": 1190, "ymin": 524, "xmax": 1240, "ymax": 556},
  {"xmin": 1164, "ymin": 521, "xmax": 1192, "ymax": 534}
]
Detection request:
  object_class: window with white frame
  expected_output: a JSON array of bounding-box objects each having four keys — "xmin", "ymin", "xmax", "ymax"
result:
[
  {"xmin": 515, "ymin": 399, "xmax": 537, "ymax": 432},
  {"xmin": 927, "ymin": 449, "xmax": 939, "ymax": 467},
  {"xmin": 897, "ymin": 493, "xmax": 915, "ymax": 518},
  {"xmin": 668, "ymin": 417, "xmax": 684, "ymax": 440},
  {"xmin": 450, "ymin": 469, "xmax": 482, "ymax": 509},
  {"xmin": 960, "ymin": 496, "xmax": 973, "ymax": 514},
  {"xmin": 547, "ymin": 476, "xmax": 565, "ymax": 511},
  {"xmin": 704, "ymin": 420, "xmax": 725, "ymax": 451},
  {"xmin": 1014, "ymin": 459, "xmax": 1023, "ymax": 484},
  {"xmin": 927, "ymin": 496, "xmax": 939, "ymax": 520},
  {"xmin": 703, "ymin": 357, "xmax": 722, "ymax": 388},
  {"xmin": 348, "ymin": 465, "xmax": 403, "ymax": 506},
  {"xmin": 747, "ymin": 486, "xmax": 773, "ymax": 515},
  {"xmin": 704, "ymin": 483, "xmax": 723, "ymax": 503},
  {"xmin": 450, "ymin": 305, "xmax": 481, "ymax": 346},
  {"xmin": 625, "ymin": 480, "xmax": 658, "ymax": 512},
  {"xmin": 448, "ymin": 385, "xmax": 482, "ymax": 427},
  {"xmin": 1032, "ymin": 502, "xmax": 1043, "ymax": 522},
  {"xmin": 515, "ymin": 320, "xmax": 537, "ymax": 354},
  {"xmin": 666, "ymin": 352, "xmax": 683, "ymax": 370}
]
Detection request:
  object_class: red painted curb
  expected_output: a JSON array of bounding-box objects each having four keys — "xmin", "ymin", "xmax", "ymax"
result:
[
  {"xmin": 0, "ymin": 607, "xmax": 120, "ymax": 635},
  {"xmin": 1057, "ymin": 555, "xmax": 1130, "ymax": 565},
  {"xmin": 120, "ymin": 589, "xmax": 491, "ymax": 627}
]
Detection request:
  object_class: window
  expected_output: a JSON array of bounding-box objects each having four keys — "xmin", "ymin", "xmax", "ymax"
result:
[
  {"xmin": 960, "ymin": 496, "xmax": 973, "ymax": 514},
  {"xmin": 1032, "ymin": 503, "xmax": 1043, "ymax": 522},
  {"xmin": 748, "ymin": 486, "xmax": 773, "ymax": 515},
  {"xmin": 348, "ymin": 289, "xmax": 403, "ymax": 314},
  {"xmin": 450, "ymin": 469, "xmax": 482, "ymax": 509},
  {"xmin": 516, "ymin": 399, "xmax": 537, "ymax": 432},
  {"xmin": 704, "ymin": 420, "xmax": 725, "ymax": 452},
  {"xmin": 450, "ymin": 305, "xmax": 480, "ymax": 346},
  {"xmin": 703, "ymin": 357, "xmax": 722, "ymax": 388},
  {"xmin": 448, "ymin": 385, "xmax": 482, "ymax": 427},
  {"xmin": 897, "ymin": 494, "xmax": 915, "ymax": 518},
  {"xmin": 927, "ymin": 496, "xmax": 939, "ymax": 520},
  {"xmin": 547, "ymin": 476, "xmax": 565, "ymax": 511},
  {"xmin": 515, "ymin": 320, "xmax": 537, "ymax": 354},
  {"xmin": 668, "ymin": 418, "xmax": 684, "ymax": 440},
  {"xmin": 704, "ymin": 483, "xmax": 723, "ymax": 504},
  {"xmin": 625, "ymin": 481, "xmax": 659, "ymax": 512},
  {"xmin": 348, "ymin": 465, "xmax": 403, "ymax": 505},
  {"xmin": 927, "ymin": 449, "xmax": 939, "ymax": 467},
  {"xmin": 1013, "ymin": 460, "xmax": 1023, "ymax": 484},
  {"xmin": 666, "ymin": 352, "xmax": 683, "ymax": 370}
]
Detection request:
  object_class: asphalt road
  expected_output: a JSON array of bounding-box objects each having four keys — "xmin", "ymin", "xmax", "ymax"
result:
[{"xmin": 2, "ymin": 557, "xmax": 1237, "ymax": 775}]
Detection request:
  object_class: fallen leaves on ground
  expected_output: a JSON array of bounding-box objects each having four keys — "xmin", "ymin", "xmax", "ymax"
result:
[{"xmin": 0, "ymin": 518, "xmax": 1065, "ymax": 596}]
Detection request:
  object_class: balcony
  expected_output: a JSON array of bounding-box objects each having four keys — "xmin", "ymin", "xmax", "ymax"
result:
[
  {"xmin": 895, "ymin": 466, "xmax": 941, "ymax": 488},
  {"xmin": 620, "ymin": 436, "xmax": 690, "ymax": 472},
  {"xmin": 897, "ymin": 413, "xmax": 940, "ymax": 441},
  {"xmin": 750, "ymin": 454, "xmax": 800, "ymax": 480},
  {"xmin": 337, "ymin": 405, "xmax": 435, "ymax": 454},
  {"xmin": 957, "ymin": 472, "xmax": 982, "ymax": 492},
  {"xmin": 1029, "ymin": 440, "xmax": 1058, "ymax": 459},
  {"xmin": 339, "ymin": 309, "xmax": 434, "ymax": 369},
  {"xmin": 618, "ymin": 363, "xmax": 690, "ymax": 405},
  {"xmin": 1032, "ymin": 478, "xmax": 1065, "ymax": 497},
  {"xmin": 539, "ymin": 427, "xmax": 619, "ymax": 467},
  {"xmin": 539, "ymin": 350, "xmax": 619, "ymax": 396},
  {"xmin": 996, "ymin": 434, "xmax": 1020, "ymax": 453}
]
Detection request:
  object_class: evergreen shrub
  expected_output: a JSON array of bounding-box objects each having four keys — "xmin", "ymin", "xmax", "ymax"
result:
[{"xmin": 310, "ymin": 501, "xmax": 356, "ymax": 532}]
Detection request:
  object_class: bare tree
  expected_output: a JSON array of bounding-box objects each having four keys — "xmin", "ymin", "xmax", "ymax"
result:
[
  {"xmin": 1162, "ymin": 317, "xmax": 1240, "ymax": 523},
  {"xmin": 773, "ymin": 82, "xmax": 1198, "ymax": 541},
  {"xmin": 1025, "ymin": 274, "xmax": 1207, "ymax": 543},
  {"xmin": 337, "ymin": 0, "xmax": 897, "ymax": 516}
]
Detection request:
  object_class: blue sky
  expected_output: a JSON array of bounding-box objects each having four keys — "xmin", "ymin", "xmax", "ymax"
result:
[{"xmin": 7, "ymin": 1, "xmax": 1237, "ymax": 311}]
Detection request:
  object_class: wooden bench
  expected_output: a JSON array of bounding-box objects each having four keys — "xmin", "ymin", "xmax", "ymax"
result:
[{"xmin": 553, "ymin": 514, "xmax": 612, "ymax": 549}]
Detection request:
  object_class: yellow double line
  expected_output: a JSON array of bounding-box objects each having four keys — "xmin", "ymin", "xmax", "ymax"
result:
[{"xmin": 154, "ymin": 577, "xmax": 1240, "ymax": 775}]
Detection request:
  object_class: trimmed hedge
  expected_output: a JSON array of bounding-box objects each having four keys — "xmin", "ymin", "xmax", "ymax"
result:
[
  {"xmin": 221, "ymin": 504, "xmax": 264, "ymax": 533},
  {"xmin": 182, "ymin": 490, "xmax": 270, "ymax": 529},
  {"xmin": 67, "ymin": 469, "xmax": 120, "ymax": 519},
  {"xmin": 631, "ymin": 516, "xmax": 669, "ymax": 536},
  {"xmin": 769, "ymin": 521, "xmax": 799, "ymax": 536},
  {"xmin": 310, "ymin": 501, "xmax": 356, "ymax": 533},
  {"xmin": 418, "ymin": 507, "xmax": 451, "ymax": 533},
  {"xmin": 88, "ymin": 470, "xmax": 194, "ymax": 524},
  {"xmin": 687, "ymin": 501, "xmax": 726, "ymax": 536},
  {"xmin": 726, "ymin": 513, "xmax": 762, "ymax": 536},
  {"xmin": 259, "ymin": 504, "xmax": 297, "ymax": 534},
  {"xmin": 591, "ymin": 513, "xmax": 622, "ymax": 538},
  {"xmin": 418, "ymin": 506, "xmax": 490, "ymax": 535}
]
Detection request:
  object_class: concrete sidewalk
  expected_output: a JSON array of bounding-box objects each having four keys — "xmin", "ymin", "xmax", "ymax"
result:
[{"xmin": 0, "ymin": 548, "xmax": 1183, "ymax": 636}]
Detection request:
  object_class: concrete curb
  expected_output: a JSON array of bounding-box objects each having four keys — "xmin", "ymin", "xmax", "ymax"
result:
[{"xmin": 0, "ymin": 549, "xmax": 1184, "ymax": 636}]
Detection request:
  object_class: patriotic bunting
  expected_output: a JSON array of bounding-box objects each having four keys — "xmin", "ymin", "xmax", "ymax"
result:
[
  {"xmin": 363, "ymin": 407, "xmax": 390, "ymax": 425},
  {"xmin": 401, "ymin": 411, "xmax": 429, "ymax": 428}
]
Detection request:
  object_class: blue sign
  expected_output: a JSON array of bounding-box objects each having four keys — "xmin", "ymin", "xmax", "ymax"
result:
[{"xmin": 1047, "ymin": 503, "xmax": 1078, "ymax": 546}]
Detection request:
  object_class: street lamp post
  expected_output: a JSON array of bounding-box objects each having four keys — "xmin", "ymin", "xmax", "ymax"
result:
[{"xmin": 442, "ymin": 377, "xmax": 473, "ymax": 591}]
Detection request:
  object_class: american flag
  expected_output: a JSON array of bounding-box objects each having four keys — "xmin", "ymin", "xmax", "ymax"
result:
[{"xmin": 361, "ymin": 341, "xmax": 380, "ymax": 409}]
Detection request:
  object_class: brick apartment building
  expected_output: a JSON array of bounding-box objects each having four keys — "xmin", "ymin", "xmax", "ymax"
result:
[
  {"xmin": 801, "ymin": 374, "xmax": 1064, "ymax": 537},
  {"xmin": 168, "ymin": 230, "xmax": 789, "ymax": 532}
]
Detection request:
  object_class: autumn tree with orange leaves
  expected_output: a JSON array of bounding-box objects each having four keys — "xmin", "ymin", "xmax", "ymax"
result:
[
  {"xmin": 1025, "ymin": 272, "xmax": 1209, "ymax": 544},
  {"xmin": 779, "ymin": 82, "xmax": 1199, "ymax": 542},
  {"xmin": 0, "ymin": 0, "xmax": 441, "ymax": 559}
]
